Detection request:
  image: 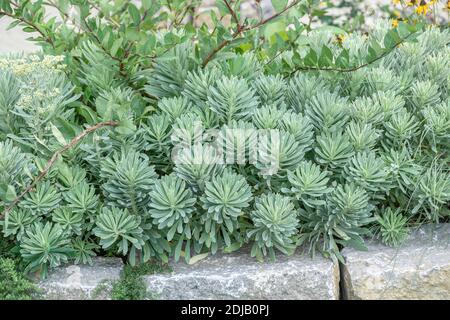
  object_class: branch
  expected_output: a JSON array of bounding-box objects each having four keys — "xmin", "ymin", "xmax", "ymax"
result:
[
  {"xmin": 241, "ymin": 0, "xmax": 300, "ymax": 32},
  {"xmin": 0, "ymin": 10, "xmax": 55, "ymax": 47},
  {"xmin": 223, "ymin": 0, "xmax": 240, "ymax": 28},
  {"xmin": 0, "ymin": 121, "xmax": 119, "ymax": 220},
  {"xmin": 202, "ymin": 33, "xmax": 239, "ymax": 67},
  {"xmin": 286, "ymin": 31, "xmax": 415, "ymax": 76},
  {"xmin": 201, "ymin": 0, "xmax": 300, "ymax": 67}
]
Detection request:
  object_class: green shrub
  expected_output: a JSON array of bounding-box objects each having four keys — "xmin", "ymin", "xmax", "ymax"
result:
[
  {"xmin": 0, "ymin": 257, "xmax": 39, "ymax": 300},
  {"xmin": 0, "ymin": 1, "xmax": 449, "ymax": 276},
  {"xmin": 110, "ymin": 261, "xmax": 171, "ymax": 300}
]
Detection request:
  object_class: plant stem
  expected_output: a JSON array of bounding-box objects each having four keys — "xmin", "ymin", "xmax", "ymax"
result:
[{"xmin": 0, "ymin": 121, "xmax": 119, "ymax": 220}]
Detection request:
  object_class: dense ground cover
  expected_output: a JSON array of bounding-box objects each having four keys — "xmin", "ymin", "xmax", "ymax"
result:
[{"xmin": 0, "ymin": 1, "xmax": 449, "ymax": 281}]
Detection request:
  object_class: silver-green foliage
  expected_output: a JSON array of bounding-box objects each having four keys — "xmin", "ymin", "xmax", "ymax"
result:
[
  {"xmin": 375, "ymin": 207, "xmax": 409, "ymax": 247},
  {"xmin": 100, "ymin": 150, "xmax": 157, "ymax": 213},
  {"xmin": 248, "ymin": 193, "xmax": 298, "ymax": 261},
  {"xmin": 20, "ymin": 222, "xmax": 73, "ymax": 277},
  {"xmin": 93, "ymin": 206, "xmax": 145, "ymax": 256},
  {"xmin": 200, "ymin": 169, "xmax": 252, "ymax": 251},
  {"xmin": 0, "ymin": 27, "xmax": 449, "ymax": 274}
]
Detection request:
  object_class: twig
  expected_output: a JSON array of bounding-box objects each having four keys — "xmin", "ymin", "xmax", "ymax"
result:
[
  {"xmin": 241, "ymin": 0, "xmax": 300, "ymax": 32},
  {"xmin": 286, "ymin": 31, "xmax": 415, "ymax": 77},
  {"xmin": 261, "ymin": 32, "xmax": 302, "ymax": 70},
  {"xmin": 0, "ymin": 121, "xmax": 119, "ymax": 220},
  {"xmin": 202, "ymin": 33, "xmax": 240, "ymax": 67},
  {"xmin": 201, "ymin": 0, "xmax": 300, "ymax": 67},
  {"xmin": 0, "ymin": 10, "xmax": 55, "ymax": 47},
  {"xmin": 223, "ymin": 0, "xmax": 240, "ymax": 28}
]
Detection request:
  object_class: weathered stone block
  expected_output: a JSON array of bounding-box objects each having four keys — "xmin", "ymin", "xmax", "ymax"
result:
[
  {"xmin": 144, "ymin": 250, "xmax": 340, "ymax": 300},
  {"xmin": 341, "ymin": 224, "xmax": 450, "ymax": 300},
  {"xmin": 38, "ymin": 257, "xmax": 123, "ymax": 300}
]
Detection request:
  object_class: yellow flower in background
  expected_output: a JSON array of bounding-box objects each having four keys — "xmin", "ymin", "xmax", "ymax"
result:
[
  {"xmin": 392, "ymin": 19, "xmax": 399, "ymax": 28},
  {"xmin": 393, "ymin": 10, "xmax": 401, "ymax": 17},
  {"xmin": 336, "ymin": 34, "xmax": 345, "ymax": 45},
  {"xmin": 415, "ymin": 0, "xmax": 429, "ymax": 15},
  {"xmin": 447, "ymin": 0, "xmax": 450, "ymax": 10},
  {"xmin": 392, "ymin": 0, "xmax": 401, "ymax": 4},
  {"xmin": 407, "ymin": 0, "xmax": 417, "ymax": 6}
]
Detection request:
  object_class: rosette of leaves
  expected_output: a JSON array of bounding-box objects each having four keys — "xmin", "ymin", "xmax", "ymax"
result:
[
  {"xmin": 19, "ymin": 181, "xmax": 61, "ymax": 216},
  {"xmin": 148, "ymin": 175, "xmax": 197, "ymax": 262},
  {"xmin": 328, "ymin": 184, "xmax": 375, "ymax": 229},
  {"xmin": 299, "ymin": 183, "xmax": 374, "ymax": 261},
  {"xmin": 192, "ymin": 104, "xmax": 220, "ymax": 129},
  {"xmin": 52, "ymin": 207, "xmax": 84, "ymax": 236},
  {"xmin": 252, "ymin": 105, "xmax": 284, "ymax": 130},
  {"xmin": 100, "ymin": 150, "xmax": 157, "ymax": 213},
  {"xmin": 383, "ymin": 108, "xmax": 419, "ymax": 148},
  {"xmin": 409, "ymin": 80, "xmax": 441, "ymax": 110},
  {"xmin": 207, "ymin": 75, "xmax": 259, "ymax": 123},
  {"xmin": 64, "ymin": 182, "xmax": 98, "ymax": 216},
  {"xmin": 56, "ymin": 163, "xmax": 87, "ymax": 190},
  {"xmin": 157, "ymin": 96, "xmax": 192, "ymax": 121},
  {"xmin": 286, "ymin": 73, "xmax": 329, "ymax": 112},
  {"xmin": 282, "ymin": 161, "xmax": 333, "ymax": 208},
  {"xmin": 182, "ymin": 67, "xmax": 220, "ymax": 104},
  {"xmin": 0, "ymin": 70, "xmax": 20, "ymax": 136},
  {"xmin": 424, "ymin": 50, "xmax": 450, "ymax": 85},
  {"xmin": 214, "ymin": 120, "xmax": 257, "ymax": 166},
  {"xmin": 256, "ymin": 130, "xmax": 304, "ymax": 182},
  {"xmin": 0, "ymin": 140, "xmax": 32, "ymax": 204},
  {"xmin": 144, "ymin": 42, "xmax": 196, "ymax": 99},
  {"xmin": 76, "ymin": 41, "xmax": 121, "ymax": 96},
  {"xmin": 369, "ymin": 91, "xmax": 405, "ymax": 121},
  {"xmin": 344, "ymin": 151, "xmax": 392, "ymax": 200},
  {"xmin": 247, "ymin": 193, "xmax": 298, "ymax": 261},
  {"xmin": 361, "ymin": 67, "xmax": 402, "ymax": 96},
  {"xmin": 95, "ymin": 86, "xmax": 140, "ymax": 123},
  {"xmin": 315, "ymin": 130, "xmax": 354, "ymax": 172},
  {"xmin": 19, "ymin": 222, "xmax": 73, "ymax": 278},
  {"xmin": 200, "ymin": 169, "xmax": 253, "ymax": 252},
  {"xmin": 412, "ymin": 166, "xmax": 450, "ymax": 222},
  {"xmin": 350, "ymin": 96, "xmax": 384, "ymax": 126},
  {"xmin": 305, "ymin": 90, "xmax": 349, "ymax": 132},
  {"xmin": 214, "ymin": 53, "xmax": 262, "ymax": 80},
  {"xmin": 252, "ymin": 74, "xmax": 286, "ymax": 107},
  {"xmin": 346, "ymin": 121, "xmax": 380, "ymax": 152},
  {"xmin": 421, "ymin": 100, "xmax": 450, "ymax": 151},
  {"xmin": 367, "ymin": 91, "xmax": 404, "ymax": 121},
  {"xmin": 72, "ymin": 238, "xmax": 98, "ymax": 265},
  {"xmin": 171, "ymin": 113, "xmax": 204, "ymax": 148},
  {"xmin": 381, "ymin": 147, "xmax": 422, "ymax": 194},
  {"xmin": 2, "ymin": 208, "xmax": 37, "ymax": 241},
  {"xmin": 142, "ymin": 114, "xmax": 173, "ymax": 169},
  {"xmin": 375, "ymin": 208, "xmax": 409, "ymax": 247},
  {"xmin": 173, "ymin": 144, "xmax": 224, "ymax": 193},
  {"xmin": 279, "ymin": 111, "xmax": 314, "ymax": 152},
  {"xmin": 93, "ymin": 206, "xmax": 145, "ymax": 258}
]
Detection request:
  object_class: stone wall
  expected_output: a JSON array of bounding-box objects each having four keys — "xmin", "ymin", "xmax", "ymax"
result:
[
  {"xmin": 341, "ymin": 224, "xmax": 450, "ymax": 300},
  {"xmin": 36, "ymin": 224, "xmax": 450, "ymax": 300}
]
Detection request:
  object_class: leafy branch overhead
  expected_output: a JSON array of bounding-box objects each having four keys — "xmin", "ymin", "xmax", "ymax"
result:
[{"xmin": 0, "ymin": 0, "xmax": 422, "ymax": 82}]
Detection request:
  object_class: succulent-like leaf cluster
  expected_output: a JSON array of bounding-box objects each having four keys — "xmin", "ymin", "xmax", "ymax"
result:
[{"xmin": 248, "ymin": 194, "xmax": 299, "ymax": 261}]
